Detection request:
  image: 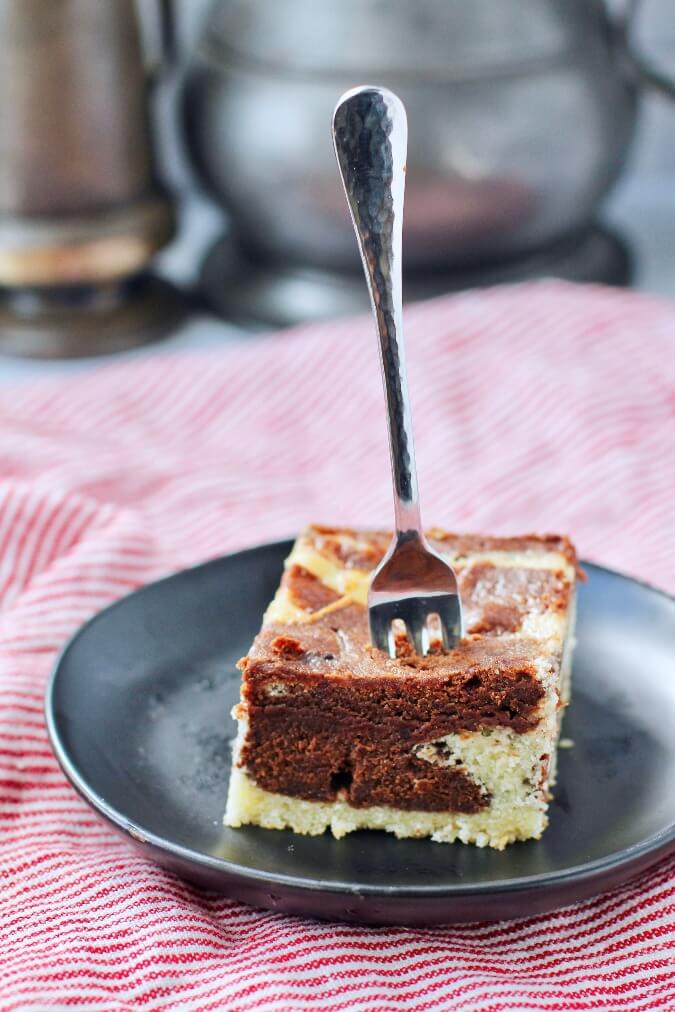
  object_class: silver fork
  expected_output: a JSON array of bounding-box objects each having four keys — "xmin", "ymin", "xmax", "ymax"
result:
[{"xmin": 332, "ymin": 85, "xmax": 462, "ymax": 657}]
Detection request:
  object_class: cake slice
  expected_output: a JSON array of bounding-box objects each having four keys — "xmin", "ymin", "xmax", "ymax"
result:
[{"xmin": 225, "ymin": 526, "xmax": 580, "ymax": 849}]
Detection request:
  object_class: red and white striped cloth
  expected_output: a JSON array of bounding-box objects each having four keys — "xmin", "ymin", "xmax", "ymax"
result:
[{"xmin": 0, "ymin": 280, "xmax": 673, "ymax": 1010}]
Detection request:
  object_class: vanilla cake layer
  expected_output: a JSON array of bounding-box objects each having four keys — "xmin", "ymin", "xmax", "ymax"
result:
[{"xmin": 225, "ymin": 527, "xmax": 579, "ymax": 849}]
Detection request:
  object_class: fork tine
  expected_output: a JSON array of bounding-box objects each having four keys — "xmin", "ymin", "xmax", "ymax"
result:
[
  {"xmin": 368, "ymin": 604, "xmax": 394, "ymax": 655},
  {"xmin": 406, "ymin": 599, "xmax": 427, "ymax": 656},
  {"xmin": 408, "ymin": 619, "xmax": 425, "ymax": 657},
  {"xmin": 435, "ymin": 594, "xmax": 463, "ymax": 649},
  {"xmin": 370, "ymin": 594, "xmax": 462, "ymax": 657}
]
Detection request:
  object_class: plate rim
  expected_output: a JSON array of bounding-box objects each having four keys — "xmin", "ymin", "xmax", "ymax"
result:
[{"xmin": 45, "ymin": 539, "xmax": 675, "ymax": 900}]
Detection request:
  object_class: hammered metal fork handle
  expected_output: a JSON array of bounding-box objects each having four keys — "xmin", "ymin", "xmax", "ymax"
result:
[{"xmin": 333, "ymin": 87, "xmax": 422, "ymax": 539}]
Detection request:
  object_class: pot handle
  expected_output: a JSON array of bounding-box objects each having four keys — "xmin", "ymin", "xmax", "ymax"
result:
[
  {"xmin": 157, "ymin": 0, "xmax": 177, "ymax": 68},
  {"xmin": 139, "ymin": 0, "xmax": 177, "ymax": 77},
  {"xmin": 615, "ymin": 0, "xmax": 675, "ymax": 100}
]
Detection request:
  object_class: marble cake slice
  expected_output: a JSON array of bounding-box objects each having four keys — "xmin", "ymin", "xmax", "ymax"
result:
[{"xmin": 225, "ymin": 525, "xmax": 579, "ymax": 849}]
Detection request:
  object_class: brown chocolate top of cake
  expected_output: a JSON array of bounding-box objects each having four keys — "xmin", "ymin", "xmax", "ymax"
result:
[{"xmin": 246, "ymin": 601, "xmax": 547, "ymax": 723}]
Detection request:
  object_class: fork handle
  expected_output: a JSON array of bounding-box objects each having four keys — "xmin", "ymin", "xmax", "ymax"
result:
[{"xmin": 332, "ymin": 87, "xmax": 422, "ymax": 538}]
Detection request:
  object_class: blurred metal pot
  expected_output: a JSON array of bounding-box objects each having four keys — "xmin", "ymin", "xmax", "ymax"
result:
[
  {"xmin": 0, "ymin": 0, "xmax": 176, "ymax": 288},
  {"xmin": 0, "ymin": 0, "xmax": 186, "ymax": 357},
  {"xmin": 182, "ymin": 0, "xmax": 674, "ymax": 273}
]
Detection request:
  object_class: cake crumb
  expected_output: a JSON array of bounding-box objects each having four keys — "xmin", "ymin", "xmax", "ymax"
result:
[
  {"xmin": 270, "ymin": 635, "xmax": 305, "ymax": 658},
  {"xmin": 559, "ymin": 737, "xmax": 575, "ymax": 749}
]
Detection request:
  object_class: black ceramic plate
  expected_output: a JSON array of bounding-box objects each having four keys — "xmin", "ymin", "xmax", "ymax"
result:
[{"xmin": 46, "ymin": 540, "xmax": 675, "ymax": 926}]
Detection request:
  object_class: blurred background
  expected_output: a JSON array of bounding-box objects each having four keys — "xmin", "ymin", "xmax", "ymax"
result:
[{"xmin": 0, "ymin": 0, "xmax": 674, "ymax": 368}]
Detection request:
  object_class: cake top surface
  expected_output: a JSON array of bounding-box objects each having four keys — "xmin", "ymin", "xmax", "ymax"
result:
[
  {"xmin": 243, "ymin": 526, "xmax": 579, "ymax": 685},
  {"xmin": 306, "ymin": 525, "xmax": 579, "ymax": 573}
]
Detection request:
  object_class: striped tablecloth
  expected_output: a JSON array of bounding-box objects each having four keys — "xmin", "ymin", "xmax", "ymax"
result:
[{"xmin": 0, "ymin": 281, "xmax": 673, "ymax": 1010}]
